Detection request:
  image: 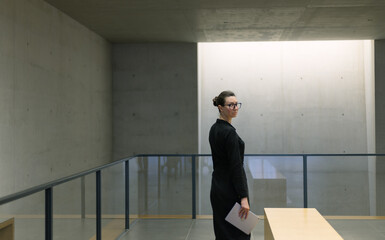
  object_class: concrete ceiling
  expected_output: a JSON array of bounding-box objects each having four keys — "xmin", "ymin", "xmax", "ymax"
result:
[{"xmin": 44, "ymin": 0, "xmax": 385, "ymax": 43}]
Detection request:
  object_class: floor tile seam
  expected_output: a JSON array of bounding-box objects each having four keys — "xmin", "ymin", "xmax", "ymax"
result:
[
  {"xmin": 184, "ymin": 219, "xmax": 196, "ymax": 240},
  {"xmin": 112, "ymin": 219, "xmax": 141, "ymax": 240},
  {"xmin": 365, "ymin": 220, "xmax": 384, "ymax": 232},
  {"xmin": 328, "ymin": 220, "xmax": 385, "ymax": 237},
  {"xmin": 126, "ymin": 218, "xmax": 141, "ymax": 231}
]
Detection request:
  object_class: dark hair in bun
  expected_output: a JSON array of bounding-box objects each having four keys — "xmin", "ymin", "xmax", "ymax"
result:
[{"xmin": 213, "ymin": 90, "xmax": 235, "ymax": 107}]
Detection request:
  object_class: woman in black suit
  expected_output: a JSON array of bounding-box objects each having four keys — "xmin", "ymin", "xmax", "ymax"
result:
[{"xmin": 209, "ymin": 90, "xmax": 250, "ymax": 240}]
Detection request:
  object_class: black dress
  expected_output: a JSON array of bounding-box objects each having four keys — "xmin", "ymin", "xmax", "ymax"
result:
[{"xmin": 209, "ymin": 119, "xmax": 250, "ymax": 240}]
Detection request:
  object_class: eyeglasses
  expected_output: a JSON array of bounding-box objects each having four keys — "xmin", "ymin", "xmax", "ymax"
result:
[{"xmin": 224, "ymin": 102, "xmax": 242, "ymax": 110}]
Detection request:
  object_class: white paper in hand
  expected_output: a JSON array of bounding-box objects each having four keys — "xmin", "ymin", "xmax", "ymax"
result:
[{"xmin": 225, "ymin": 202, "xmax": 259, "ymax": 235}]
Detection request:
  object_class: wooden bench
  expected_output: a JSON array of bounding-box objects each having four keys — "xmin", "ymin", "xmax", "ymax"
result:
[
  {"xmin": 0, "ymin": 218, "xmax": 14, "ymax": 240},
  {"xmin": 248, "ymin": 158, "xmax": 287, "ymax": 214},
  {"xmin": 264, "ymin": 208, "xmax": 343, "ymax": 240}
]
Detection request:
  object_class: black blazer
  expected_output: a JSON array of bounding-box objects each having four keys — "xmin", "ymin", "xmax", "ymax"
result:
[{"xmin": 209, "ymin": 119, "xmax": 249, "ymax": 199}]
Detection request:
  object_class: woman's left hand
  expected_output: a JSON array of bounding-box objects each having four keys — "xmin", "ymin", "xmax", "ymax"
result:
[{"xmin": 239, "ymin": 197, "xmax": 250, "ymax": 219}]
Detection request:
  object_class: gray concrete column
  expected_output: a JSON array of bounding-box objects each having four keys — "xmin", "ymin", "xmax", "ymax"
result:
[{"xmin": 375, "ymin": 40, "xmax": 385, "ymax": 215}]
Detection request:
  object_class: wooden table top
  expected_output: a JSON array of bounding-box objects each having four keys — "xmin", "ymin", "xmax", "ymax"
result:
[{"xmin": 264, "ymin": 208, "xmax": 343, "ymax": 240}]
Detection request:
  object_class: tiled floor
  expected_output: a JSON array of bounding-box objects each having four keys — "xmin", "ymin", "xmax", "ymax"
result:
[
  {"xmin": 119, "ymin": 219, "xmax": 385, "ymax": 240},
  {"xmin": 3, "ymin": 217, "xmax": 385, "ymax": 239},
  {"xmin": 328, "ymin": 219, "xmax": 385, "ymax": 240}
]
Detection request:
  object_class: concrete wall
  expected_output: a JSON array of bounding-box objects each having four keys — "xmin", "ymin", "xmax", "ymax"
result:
[
  {"xmin": 110, "ymin": 44, "xmax": 198, "ymax": 216},
  {"xmin": 198, "ymin": 41, "xmax": 374, "ymax": 215},
  {"xmin": 199, "ymin": 41, "xmax": 370, "ymax": 154},
  {"xmin": 0, "ymin": 0, "xmax": 112, "ymax": 199},
  {"xmin": 375, "ymin": 40, "xmax": 385, "ymax": 215},
  {"xmin": 112, "ymin": 43, "xmax": 198, "ymax": 159}
]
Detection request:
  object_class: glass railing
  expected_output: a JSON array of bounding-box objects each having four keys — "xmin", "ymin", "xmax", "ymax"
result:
[{"xmin": 0, "ymin": 154, "xmax": 384, "ymax": 239}]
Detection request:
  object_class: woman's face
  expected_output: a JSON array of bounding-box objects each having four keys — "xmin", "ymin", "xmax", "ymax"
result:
[{"xmin": 219, "ymin": 96, "xmax": 239, "ymax": 119}]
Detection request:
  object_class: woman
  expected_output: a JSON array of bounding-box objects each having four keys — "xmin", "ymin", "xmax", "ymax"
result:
[{"xmin": 209, "ymin": 90, "xmax": 250, "ymax": 240}]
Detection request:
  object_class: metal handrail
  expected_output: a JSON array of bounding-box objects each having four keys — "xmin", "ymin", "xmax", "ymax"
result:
[
  {"xmin": 0, "ymin": 155, "xmax": 136, "ymax": 206},
  {"xmin": 1, "ymin": 153, "xmax": 384, "ymax": 240},
  {"xmin": 2, "ymin": 153, "xmax": 384, "ymax": 205}
]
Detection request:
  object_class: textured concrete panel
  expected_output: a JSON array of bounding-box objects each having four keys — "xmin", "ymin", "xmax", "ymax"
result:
[
  {"xmin": 44, "ymin": 0, "xmax": 385, "ymax": 42},
  {"xmin": 199, "ymin": 41, "xmax": 368, "ymax": 154},
  {"xmin": 113, "ymin": 43, "xmax": 198, "ymax": 159},
  {"xmin": 199, "ymin": 41, "xmax": 372, "ymax": 215},
  {"xmin": 0, "ymin": 0, "xmax": 112, "ymax": 198}
]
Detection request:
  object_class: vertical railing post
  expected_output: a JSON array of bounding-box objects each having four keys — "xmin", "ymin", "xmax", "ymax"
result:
[
  {"xmin": 303, "ymin": 155, "xmax": 308, "ymax": 208},
  {"xmin": 192, "ymin": 155, "xmax": 196, "ymax": 219},
  {"xmin": 96, "ymin": 171, "xmax": 101, "ymax": 240},
  {"xmin": 81, "ymin": 176, "xmax": 85, "ymax": 219},
  {"xmin": 125, "ymin": 160, "xmax": 130, "ymax": 230},
  {"xmin": 45, "ymin": 188, "xmax": 53, "ymax": 240}
]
